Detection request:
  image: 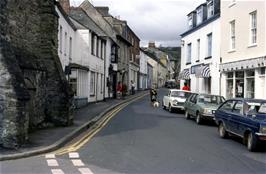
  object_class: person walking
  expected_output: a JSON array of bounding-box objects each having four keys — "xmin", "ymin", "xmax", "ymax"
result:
[
  {"xmin": 150, "ymin": 87, "xmax": 157, "ymax": 102},
  {"xmin": 116, "ymin": 81, "xmax": 122, "ymax": 99},
  {"xmin": 182, "ymin": 82, "xmax": 190, "ymax": 91},
  {"xmin": 131, "ymin": 80, "xmax": 135, "ymax": 95}
]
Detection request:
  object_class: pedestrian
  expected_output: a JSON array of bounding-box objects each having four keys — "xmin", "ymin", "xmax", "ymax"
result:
[
  {"xmin": 150, "ymin": 87, "xmax": 157, "ymax": 102},
  {"xmin": 131, "ymin": 80, "xmax": 135, "ymax": 95},
  {"xmin": 122, "ymin": 83, "xmax": 127, "ymax": 99},
  {"xmin": 116, "ymin": 81, "xmax": 122, "ymax": 99},
  {"xmin": 182, "ymin": 82, "xmax": 190, "ymax": 91}
]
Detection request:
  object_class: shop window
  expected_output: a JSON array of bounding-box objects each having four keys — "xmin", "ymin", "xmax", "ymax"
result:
[
  {"xmin": 90, "ymin": 72, "xmax": 95, "ymax": 96},
  {"xmin": 69, "ymin": 70, "xmax": 77, "ymax": 96},
  {"xmin": 246, "ymin": 70, "xmax": 255, "ymax": 98},
  {"xmin": 227, "ymin": 72, "xmax": 233, "ymax": 78},
  {"xmin": 226, "ymin": 72, "xmax": 234, "ymax": 99},
  {"xmin": 235, "ymin": 71, "xmax": 244, "ymax": 78}
]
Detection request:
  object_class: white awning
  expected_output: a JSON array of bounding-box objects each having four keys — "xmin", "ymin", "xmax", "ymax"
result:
[
  {"xmin": 195, "ymin": 65, "xmax": 211, "ymax": 78},
  {"xmin": 220, "ymin": 56, "xmax": 266, "ymax": 72},
  {"xmin": 179, "ymin": 69, "xmax": 190, "ymax": 80}
]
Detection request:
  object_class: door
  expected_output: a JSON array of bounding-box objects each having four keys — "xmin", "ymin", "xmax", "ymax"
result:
[
  {"xmin": 163, "ymin": 90, "xmax": 170, "ymax": 107},
  {"xmin": 217, "ymin": 100, "xmax": 235, "ymax": 131},
  {"xmin": 230, "ymin": 101, "xmax": 244, "ymax": 134}
]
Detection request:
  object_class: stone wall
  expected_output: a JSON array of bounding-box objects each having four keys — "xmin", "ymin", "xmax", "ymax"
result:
[{"xmin": 0, "ymin": 0, "xmax": 73, "ymax": 149}]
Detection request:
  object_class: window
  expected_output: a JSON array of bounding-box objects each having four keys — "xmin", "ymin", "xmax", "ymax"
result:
[
  {"xmin": 91, "ymin": 34, "xmax": 95, "ymax": 55},
  {"xmin": 260, "ymin": 67, "xmax": 265, "ymax": 75},
  {"xmin": 232, "ymin": 101, "xmax": 243, "ymax": 115},
  {"xmin": 207, "ymin": 1, "xmax": 214, "ymax": 18},
  {"xmin": 96, "ymin": 38, "xmax": 99, "ymax": 57},
  {"xmin": 90, "ymin": 72, "xmax": 95, "ymax": 96},
  {"xmin": 100, "ymin": 74, "xmax": 103, "ymax": 93},
  {"xmin": 69, "ymin": 70, "xmax": 77, "ymax": 96},
  {"xmin": 226, "ymin": 72, "xmax": 234, "ymax": 99},
  {"xmin": 59, "ymin": 26, "xmax": 62, "ymax": 53},
  {"xmin": 64, "ymin": 32, "xmax": 67, "ymax": 55},
  {"xmin": 197, "ymin": 39, "xmax": 200, "ymax": 61},
  {"xmin": 220, "ymin": 100, "xmax": 235, "ymax": 112},
  {"xmin": 69, "ymin": 37, "xmax": 72, "ymax": 61},
  {"xmin": 230, "ymin": 20, "xmax": 236, "ymax": 50},
  {"xmin": 250, "ymin": 11, "xmax": 257, "ymax": 45},
  {"xmin": 197, "ymin": 7, "xmax": 203, "ymax": 25},
  {"xmin": 187, "ymin": 43, "xmax": 192, "ymax": 63},
  {"xmin": 207, "ymin": 33, "xmax": 212, "ymax": 57},
  {"xmin": 188, "ymin": 15, "xmax": 193, "ymax": 29}
]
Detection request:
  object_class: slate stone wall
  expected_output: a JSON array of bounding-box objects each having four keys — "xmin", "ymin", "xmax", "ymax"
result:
[{"xmin": 0, "ymin": 0, "xmax": 73, "ymax": 149}]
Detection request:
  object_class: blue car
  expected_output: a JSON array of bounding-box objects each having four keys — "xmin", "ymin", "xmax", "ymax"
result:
[{"xmin": 215, "ymin": 98, "xmax": 266, "ymax": 151}]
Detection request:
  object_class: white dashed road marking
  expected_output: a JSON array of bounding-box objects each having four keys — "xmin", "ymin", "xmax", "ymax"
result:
[
  {"xmin": 69, "ymin": 152, "xmax": 80, "ymax": 158},
  {"xmin": 47, "ymin": 159, "xmax": 59, "ymax": 167},
  {"xmin": 78, "ymin": 168, "xmax": 94, "ymax": 174},
  {"xmin": 71, "ymin": 159, "xmax": 85, "ymax": 166},
  {"xmin": 51, "ymin": 169, "xmax": 65, "ymax": 174}
]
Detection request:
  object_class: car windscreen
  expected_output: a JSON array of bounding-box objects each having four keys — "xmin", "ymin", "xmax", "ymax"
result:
[
  {"xmin": 246, "ymin": 102, "xmax": 266, "ymax": 114},
  {"xmin": 171, "ymin": 91, "xmax": 190, "ymax": 98},
  {"xmin": 198, "ymin": 95, "xmax": 225, "ymax": 105}
]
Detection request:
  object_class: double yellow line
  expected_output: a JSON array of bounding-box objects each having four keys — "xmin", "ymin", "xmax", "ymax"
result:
[{"xmin": 54, "ymin": 94, "xmax": 147, "ymax": 156}]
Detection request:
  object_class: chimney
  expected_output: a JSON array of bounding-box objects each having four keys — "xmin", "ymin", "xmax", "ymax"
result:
[
  {"xmin": 148, "ymin": 41, "xmax": 156, "ymax": 48},
  {"xmin": 95, "ymin": 7, "xmax": 110, "ymax": 17},
  {"xmin": 59, "ymin": 0, "xmax": 70, "ymax": 14}
]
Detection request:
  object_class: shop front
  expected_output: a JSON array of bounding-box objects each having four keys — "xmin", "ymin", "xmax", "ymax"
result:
[{"xmin": 221, "ymin": 57, "xmax": 266, "ymax": 99}]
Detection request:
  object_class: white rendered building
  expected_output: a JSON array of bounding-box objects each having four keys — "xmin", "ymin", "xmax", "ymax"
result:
[{"xmin": 180, "ymin": 0, "xmax": 221, "ymax": 95}]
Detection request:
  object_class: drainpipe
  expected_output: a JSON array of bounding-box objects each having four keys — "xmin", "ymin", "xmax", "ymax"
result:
[{"xmin": 103, "ymin": 44, "xmax": 106, "ymax": 101}]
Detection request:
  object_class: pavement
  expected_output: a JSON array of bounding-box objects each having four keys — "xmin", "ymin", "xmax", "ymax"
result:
[{"xmin": 0, "ymin": 90, "xmax": 148, "ymax": 161}]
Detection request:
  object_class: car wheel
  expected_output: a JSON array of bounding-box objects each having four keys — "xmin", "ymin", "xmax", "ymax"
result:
[
  {"xmin": 196, "ymin": 112, "xmax": 202, "ymax": 124},
  {"xmin": 247, "ymin": 132, "xmax": 257, "ymax": 152},
  {"xmin": 218, "ymin": 122, "xmax": 228, "ymax": 138},
  {"xmin": 185, "ymin": 110, "xmax": 190, "ymax": 119}
]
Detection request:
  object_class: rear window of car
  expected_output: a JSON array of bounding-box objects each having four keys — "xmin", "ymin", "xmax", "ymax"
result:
[
  {"xmin": 245, "ymin": 102, "xmax": 266, "ymax": 114},
  {"xmin": 198, "ymin": 95, "xmax": 225, "ymax": 104},
  {"xmin": 171, "ymin": 91, "xmax": 190, "ymax": 98}
]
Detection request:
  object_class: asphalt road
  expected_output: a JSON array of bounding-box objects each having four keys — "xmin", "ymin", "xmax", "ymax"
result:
[{"xmin": 1, "ymin": 88, "xmax": 266, "ymax": 174}]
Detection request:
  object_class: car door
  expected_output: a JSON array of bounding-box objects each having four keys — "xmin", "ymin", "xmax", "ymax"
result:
[
  {"xmin": 216, "ymin": 100, "xmax": 235, "ymax": 131},
  {"xmin": 188, "ymin": 94, "xmax": 198, "ymax": 117},
  {"xmin": 185, "ymin": 94, "xmax": 194, "ymax": 114},
  {"xmin": 230, "ymin": 100, "xmax": 244, "ymax": 135},
  {"xmin": 163, "ymin": 90, "xmax": 170, "ymax": 107}
]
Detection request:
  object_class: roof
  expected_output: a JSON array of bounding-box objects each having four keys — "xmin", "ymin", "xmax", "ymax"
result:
[
  {"xmin": 69, "ymin": 7, "xmax": 106, "ymax": 36},
  {"xmin": 181, "ymin": 14, "xmax": 220, "ymax": 37},
  {"xmin": 169, "ymin": 89, "xmax": 191, "ymax": 93},
  {"xmin": 55, "ymin": 2, "xmax": 77, "ymax": 31}
]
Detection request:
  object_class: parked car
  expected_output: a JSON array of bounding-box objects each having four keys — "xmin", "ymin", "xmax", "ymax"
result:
[
  {"xmin": 184, "ymin": 94, "xmax": 225, "ymax": 124},
  {"xmin": 162, "ymin": 89, "xmax": 191, "ymax": 112},
  {"xmin": 164, "ymin": 80, "xmax": 177, "ymax": 88},
  {"xmin": 215, "ymin": 99, "xmax": 266, "ymax": 151}
]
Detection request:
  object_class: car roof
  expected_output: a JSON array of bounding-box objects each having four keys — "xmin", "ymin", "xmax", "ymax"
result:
[
  {"xmin": 196, "ymin": 93, "xmax": 223, "ymax": 97},
  {"xmin": 230, "ymin": 98, "xmax": 266, "ymax": 103},
  {"xmin": 169, "ymin": 89, "xmax": 191, "ymax": 93}
]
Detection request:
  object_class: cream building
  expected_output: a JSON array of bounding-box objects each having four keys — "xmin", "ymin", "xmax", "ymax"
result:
[{"xmin": 220, "ymin": 0, "xmax": 266, "ymax": 99}]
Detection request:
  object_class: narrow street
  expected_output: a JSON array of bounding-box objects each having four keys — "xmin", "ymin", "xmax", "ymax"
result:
[{"xmin": 1, "ymin": 89, "xmax": 266, "ymax": 174}]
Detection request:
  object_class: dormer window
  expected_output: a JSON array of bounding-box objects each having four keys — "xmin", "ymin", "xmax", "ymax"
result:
[
  {"xmin": 207, "ymin": 1, "xmax": 214, "ymax": 18},
  {"xmin": 197, "ymin": 7, "xmax": 203, "ymax": 25},
  {"xmin": 188, "ymin": 15, "xmax": 193, "ymax": 29}
]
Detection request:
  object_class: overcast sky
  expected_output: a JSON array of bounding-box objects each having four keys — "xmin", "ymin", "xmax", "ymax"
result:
[{"xmin": 71, "ymin": 0, "xmax": 206, "ymax": 47}]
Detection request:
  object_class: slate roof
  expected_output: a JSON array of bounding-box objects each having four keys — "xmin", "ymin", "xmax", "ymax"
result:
[{"xmin": 69, "ymin": 8, "xmax": 106, "ymax": 36}]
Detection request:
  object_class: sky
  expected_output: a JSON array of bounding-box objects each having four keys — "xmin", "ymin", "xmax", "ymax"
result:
[{"xmin": 71, "ymin": 0, "xmax": 206, "ymax": 47}]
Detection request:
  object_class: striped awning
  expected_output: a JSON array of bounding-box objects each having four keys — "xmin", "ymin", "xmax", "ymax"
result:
[
  {"xmin": 179, "ymin": 69, "xmax": 190, "ymax": 80},
  {"xmin": 195, "ymin": 65, "xmax": 211, "ymax": 78}
]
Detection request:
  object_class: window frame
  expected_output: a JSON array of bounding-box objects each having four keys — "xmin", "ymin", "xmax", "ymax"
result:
[
  {"xmin": 249, "ymin": 11, "xmax": 257, "ymax": 46},
  {"xmin": 206, "ymin": 33, "xmax": 212, "ymax": 58},
  {"xmin": 230, "ymin": 20, "xmax": 236, "ymax": 50},
  {"xmin": 187, "ymin": 43, "xmax": 192, "ymax": 64},
  {"xmin": 90, "ymin": 72, "xmax": 95, "ymax": 96}
]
